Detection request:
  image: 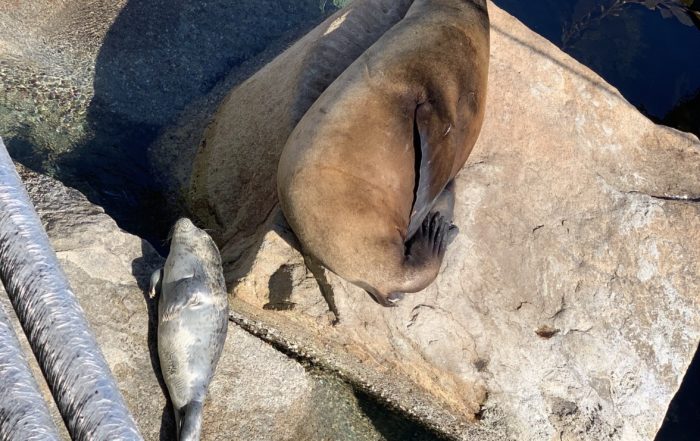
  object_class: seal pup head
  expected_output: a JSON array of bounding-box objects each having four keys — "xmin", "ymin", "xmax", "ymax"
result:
[{"xmin": 168, "ymin": 217, "xmax": 222, "ymax": 270}]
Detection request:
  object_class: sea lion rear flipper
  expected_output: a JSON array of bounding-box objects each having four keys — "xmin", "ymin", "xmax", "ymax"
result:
[{"xmin": 406, "ymin": 101, "xmax": 457, "ymax": 238}]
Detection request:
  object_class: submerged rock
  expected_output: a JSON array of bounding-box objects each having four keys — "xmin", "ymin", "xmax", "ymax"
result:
[{"xmin": 156, "ymin": 1, "xmax": 700, "ymax": 440}]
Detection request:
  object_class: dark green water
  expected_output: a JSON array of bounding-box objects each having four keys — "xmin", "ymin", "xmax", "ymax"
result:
[{"xmin": 492, "ymin": 0, "xmax": 700, "ymax": 134}]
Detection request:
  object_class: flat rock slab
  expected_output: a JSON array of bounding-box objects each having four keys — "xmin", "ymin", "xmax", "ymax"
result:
[
  {"xmin": 1, "ymin": 166, "xmax": 386, "ymax": 441},
  {"xmin": 205, "ymin": 3, "xmax": 700, "ymax": 440}
]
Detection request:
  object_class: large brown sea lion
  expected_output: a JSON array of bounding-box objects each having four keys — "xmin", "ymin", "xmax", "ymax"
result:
[
  {"xmin": 187, "ymin": 0, "xmax": 415, "ymax": 260},
  {"xmin": 278, "ymin": 0, "xmax": 490, "ymax": 306}
]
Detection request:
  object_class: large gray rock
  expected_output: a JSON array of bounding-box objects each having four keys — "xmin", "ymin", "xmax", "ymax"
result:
[
  {"xmin": 2, "ymin": 165, "xmax": 434, "ymax": 441},
  {"xmin": 158, "ymin": 2, "xmax": 700, "ymax": 440}
]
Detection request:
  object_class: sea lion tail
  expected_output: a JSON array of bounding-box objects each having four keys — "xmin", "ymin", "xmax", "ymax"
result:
[{"xmin": 178, "ymin": 400, "xmax": 204, "ymax": 441}]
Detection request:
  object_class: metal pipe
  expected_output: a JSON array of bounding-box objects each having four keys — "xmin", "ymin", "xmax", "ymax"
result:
[
  {"xmin": 0, "ymin": 300, "xmax": 61, "ymax": 441},
  {"xmin": 0, "ymin": 137, "xmax": 143, "ymax": 440}
]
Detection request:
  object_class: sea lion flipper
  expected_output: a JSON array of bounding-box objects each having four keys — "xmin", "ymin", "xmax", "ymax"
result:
[
  {"xmin": 407, "ymin": 212, "xmax": 452, "ymax": 269},
  {"xmin": 407, "ymin": 102, "xmax": 457, "ymax": 238},
  {"xmin": 149, "ymin": 268, "xmax": 163, "ymax": 298}
]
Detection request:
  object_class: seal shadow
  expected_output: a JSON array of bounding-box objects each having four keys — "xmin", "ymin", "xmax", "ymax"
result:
[{"xmin": 130, "ymin": 240, "xmax": 175, "ymax": 441}]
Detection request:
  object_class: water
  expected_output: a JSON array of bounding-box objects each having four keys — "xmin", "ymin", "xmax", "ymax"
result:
[{"xmin": 492, "ymin": 0, "xmax": 700, "ymax": 135}]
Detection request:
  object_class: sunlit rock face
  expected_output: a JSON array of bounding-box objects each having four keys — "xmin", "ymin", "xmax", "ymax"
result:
[
  {"xmin": 164, "ymin": 1, "xmax": 700, "ymax": 440},
  {"xmin": 0, "ymin": 165, "xmax": 389, "ymax": 441}
]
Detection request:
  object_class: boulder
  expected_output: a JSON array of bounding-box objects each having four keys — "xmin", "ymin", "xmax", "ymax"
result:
[
  {"xmin": 163, "ymin": 1, "xmax": 700, "ymax": 440},
  {"xmin": 2, "ymin": 165, "xmax": 428, "ymax": 441}
]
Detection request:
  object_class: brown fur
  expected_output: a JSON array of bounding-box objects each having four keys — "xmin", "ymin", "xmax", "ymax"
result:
[
  {"xmin": 187, "ymin": 0, "xmax": 414, "ymax": 250},
  {"xmin": 278, "ymin": 0, "xmax": 490, "ymax": 304}
]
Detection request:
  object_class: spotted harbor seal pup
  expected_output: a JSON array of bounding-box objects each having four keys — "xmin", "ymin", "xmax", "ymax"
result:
[
  {"xmin": 278, "ymin": 0, "xmax": 489, "ymax": 306},
  {"xmin": 149, "ymin": 218, "xmax": 228, "ymax": 441}
]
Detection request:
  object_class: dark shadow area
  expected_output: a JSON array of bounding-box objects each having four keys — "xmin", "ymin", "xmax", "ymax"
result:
[
  {"xmin": 131, "ymin": 241, "xmax": 175, "ymax": 441},
  {"xmin": 492, "ymin": 0, "xmax": 700, "ymax": 122},
  {"xmin": 3, "ymin": 125, "xmax": 48, "ymax": 173},
  {"xmin": 656, "ymin": 343, "xmax": 700, "ymax": 441},
  {"xmin": 354, "ymin": 389, "xmax": 447, "ymax": 441},
  {"xmin": 263, "ymin": 264, "xmax": 296, "ymax": 311},
  {"xmin": 51, "ymin": 0, "xmax": 336, "ymax": 251},
  {"xmin": 662, "ymin": 88, "xmax": 700, "ymax": 138}
]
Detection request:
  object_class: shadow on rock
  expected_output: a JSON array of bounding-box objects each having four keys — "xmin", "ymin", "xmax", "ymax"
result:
[
  {"xmin": 53, "ymin": 0, "xmax": 333, "ymax": 250},
  {"xmin": 130, "ymin": 240, "xmax": 175, "ymax": 441},
  {"xmin": 656, "ymin": 343, "xmax": 700, "ymax": 441},
  {"xmin": 264, "ymin": 264, "xmax": 296, "ymax": 311},
  {"xmin": 355, "ymin": 389, "xmax": 446, "ymax": 441}
]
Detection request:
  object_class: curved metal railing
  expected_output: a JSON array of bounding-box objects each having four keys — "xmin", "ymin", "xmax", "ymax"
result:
[
  {"xmin": 0, "ymin": 300, "xmax": 61, "ymax": 441},
  {"xmin": 0, "ymin": 137, "xmax": 143, "ymax": 440}
]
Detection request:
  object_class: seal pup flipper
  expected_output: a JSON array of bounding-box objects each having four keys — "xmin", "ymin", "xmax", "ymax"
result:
[
  {"xmin": 149, "ymin": 268, "xmax": 163, "ymax": 298},
  {"xmin": 161, "ymin": 276, "xmax": 207, "ymax": 322},
  {"xmin": 178, "ymin": 400, "xmax": 204, "ymax": 441}
]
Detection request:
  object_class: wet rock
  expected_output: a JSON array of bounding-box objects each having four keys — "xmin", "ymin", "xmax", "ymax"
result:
[{"xmin": 159, "ymin": 2, "xmax": 700, "ymax": 440}]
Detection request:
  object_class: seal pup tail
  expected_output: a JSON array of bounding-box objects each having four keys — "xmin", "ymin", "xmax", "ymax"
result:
[{"xmin": 177, "ymin": 400, "xmax": 204, "ymax": 441}]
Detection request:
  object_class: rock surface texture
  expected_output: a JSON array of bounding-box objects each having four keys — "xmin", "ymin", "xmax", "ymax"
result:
[
  {"xmin": 169, "ymin": 1, "xmax": 700, "ymax": 440},
  {"xmin": 0, "ymin": 0, "xmax": 698, "ymax": 440},
  {"xmin": 2, "ymin": 166, "xmax": 404, "ymax": 441}
]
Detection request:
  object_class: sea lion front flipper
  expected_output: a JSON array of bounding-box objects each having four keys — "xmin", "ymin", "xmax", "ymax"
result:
[
  {"xmin": 303, "ymin": 253, "xmax": 340, "ymax": 325},
  {"xmin": 149, "ymin": 268, "xmax": 163, "ymax": 298},
  {"xmin": 161, "ymin": 276, "xmax": 206, "ymax": 321},
  {"xmin": 406, "ymin": 101, "xmax": 457, "ymax": 238}
]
